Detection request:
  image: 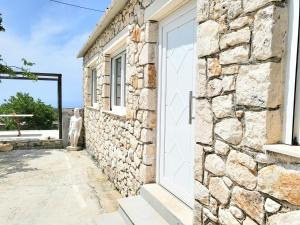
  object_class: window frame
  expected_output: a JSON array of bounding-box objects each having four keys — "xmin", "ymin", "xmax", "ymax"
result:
[
  {"xmin": 110, "ymin": 50, "xmax": 126, "ymax": 114},
  {"xmin": 91, "ymin": 68, "xmax": 97, "ymax": 107},
  {"xmin": 282, "ymin": 0, "xmax": 300, "ymax": 145}
]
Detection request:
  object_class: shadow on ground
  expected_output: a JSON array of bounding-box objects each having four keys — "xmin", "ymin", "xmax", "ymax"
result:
[{"xmin": 0, "ymin": 149, "xmax": 52, "ymax": 179}]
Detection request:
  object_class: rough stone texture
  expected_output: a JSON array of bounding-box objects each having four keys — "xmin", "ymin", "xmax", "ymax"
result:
[
  {"xmin": 195, "ymin": 99, "xmax": 213, "ymax": 144},
  {"xmin": 232, "ymin": 186, "xmax": 264, "ymax": 224},
  {"xmin": 229, "ymin": 206, "xmax": 244, "ymax": 220},
  {"xmin": 205, "ymin": 154, "xmax": 225, "ymax": 176},
  {"xmin": 243, "ymin": 110, "xmax": 282, "ymax": 150},
  {"xmin": 243, "ymin": 217, "xmax": 258, "ymax": 225},
  {"xmin": 268, "ymin": 211, "xmax": 300, "ymax": 225},
  {"xmin": 198, "ymin": 20, "xmax": 220, "ymax": 57},
  {"xmin": 218, "ymin": 208, "xmax": 240, "ymax": 225},
  {"xmin": 215, "ymin": 119, "xmax": 243, "ymax": 145},
  {"xmin": 219, "ymin": 45, "xmax": 249, "ymax": 65},
  {"xmin": 258, "ymin": 165, "xmax": 300, "ymax": 206},
  {"xmin": 220, "ymin": 27, "xmax": 251, "ymax": 50},
  {"xmin": 215, "ymin": 140, "xmax": 230, "ymax": 156},
  {"xmin": 212, "ymin": 94, "xmax": 234, "ymax": 118},
  {"xmin": 264, "ymin": 198, "xmax": 281, "ymax": 214},
  {"xmin": 236, "ymin": 63, "xmax": 282, "ymax": 108},
  {"xmin": 195, "ymin": 145, "xmax": 204, "ymax": 182},
  {"xmin": 0, "ymin": 143, "xmax": 13, "ymax": 152},
  {"xmin": 226, "ymin": 150, "xmax": 257, "ymax": 190},
  {"xmin": 243, "ymin": 0, "xmax": 281, "ymax": 13},
  {"xmin": 208, "ymin": 58, "xmax": 222, "ymax": 77},
  {"xmin": 195, "ymin": 181, "xmax": 209, "ymax": 206},
  {"xmin": 252, "ymin": 5, "xmax": 287, "ymax": 61},
  {"xmin": 209, "ymin": 177, "xmax": 230, "ymax": 205},
  {"xmin": 230, "ymin": 16, "xmax": 254, "ymax": 30}
]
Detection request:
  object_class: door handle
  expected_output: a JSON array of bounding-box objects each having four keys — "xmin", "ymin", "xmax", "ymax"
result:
[{"xmin": 189, "ymin": 91, "xmax": 194, "ymax": 124}]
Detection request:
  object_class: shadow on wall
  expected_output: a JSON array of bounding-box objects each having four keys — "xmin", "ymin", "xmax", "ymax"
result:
[{"xmin": 62, "ymin": 108, "xmax": 85, "ymax": 148}]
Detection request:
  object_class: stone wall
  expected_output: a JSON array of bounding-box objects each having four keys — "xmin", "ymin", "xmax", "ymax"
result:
[
  {"xmin": 83, "ymin": 0, "xmax": 157, "ymax": 197},
  {"xmin": 194, "ymin": 0, "xmax": 300, "ymax": 224},
  {"xmin": 0, "ymin": 139, "xmax": 63, "ymax": 150}
]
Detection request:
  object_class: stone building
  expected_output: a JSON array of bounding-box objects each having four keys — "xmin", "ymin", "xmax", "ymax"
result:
[{"xmin": 77, "ymin": 0, "xmax": 300, "ymax": 224}]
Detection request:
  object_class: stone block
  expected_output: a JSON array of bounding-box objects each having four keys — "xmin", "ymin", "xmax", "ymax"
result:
[
  {"xmin": 195, "ymin": 99, "xmax": 213, "ymax": 144},
  {"xmin": 264, "ymin": 198, "xmax": 281, "ymax": 213},
  {"xmin": 243, "ymin": 217, "xmax": 258, "ymax": 225},
  {"xmin": 195, "ymin": 181, "xmax": 209, "ymax": 205},
  {"xmin": 207, "ymin": 79, "xmax": 222, "ymax": 97},
  {"xmin": 212, "ymin": 94, "xmax": 234, "ymax": 118},
  {"xmin": 205, "ymin": 154, "xmax": 225, "ymax": 176},
  {"xmin": 220, "ymin": 45, "xmax": 249, "ymax": 65},
  {"xmin": 140, "ymin": 164, "xmax": 155, "ymax": 183},
  {"xmin": 268, "ymin": 210, "xmax": 300, "ymax": 225},
  {"xmin": 229, "ymin": 206, "xmax": 244, "ymax": 220},
  {"xmin": 139, "ymin": 43, "xmax": 156, "ymax": 65},
  {"xmin": 258, "ymin": 165, "xmax": 300, "ymax": 206},
  {"xmin": 232, "ymin": 186, "xmax": 264, "ymax": 224},
  {"xmin": 195, "ymin": 58, "xmax": 207, "ymax": 98},
  {"xmin": 198, "ymin": 20, "xmax": 220, "ymax": 57},
  {"xmin": 142, "ymin": 144, "xmax": 155, "ymax": 165},
  {"xmin": 215, "ymin": 140, "xmax": 230, "ymax": 156},
  {"xmin": 140, "ymin": 128, "xmax": 154, "ymax": 143},
  {"xmin": 209, "ymin": 177, "xmax": 230, "ymax": 205},
  {"xmin": 226, "ymin": 150, "xmax": 257, "ymax": 190},
  {"xmin": 236, "ymin": 62, "xmax": 282, "ymax": 108},
  {"xmin": 197, "ymin": 0, "xmax": 209, "ymax": 22},
  {"xmin": 208, "ymin": 58, "xmax": 222, "ymax": 77},
  {"xmin": 139, "ymin": 88, "xmax": 156, "ymax": 110},
  {"xmin": 145, "ymin": 22, "xmax": 158, "ymax": 43},
  {"xmin": 144, "ymin": 64, "xmax": 156, "ymax": 88},
  {"xmin": 220, "ymin": 27, "xmax": 251, "ymax": 49},
  {"xmin": 0, "ymin": 143, "xmax": 13, "ymax": 152},
  {"xmin": 230, "ymin": 16, "xmax": 254, "ymax": 30},
  {"xmin": 243, "ymin": 110, "xmax": 281, "ymax": 150},
  {"xmin": 244, "ymin": 0, "xmax": 281, "ymax": 13},
  {"xmin": 219, "ymin": 208, "xmax": 240, "ymax": 225},
  {"xmin": 215, "ymin": 118, "xmax": 243, "ymax": 145},
  {"xmin": 252, "ymin": 5, "xmax": 287, "ymax": 60},
  {"xmin": 222, "ymin": 75, "xmax": 235, "ymax": 92},
  {"xmin": 195, "ymin": 145, "xmax": 204, "ymax": 182}
]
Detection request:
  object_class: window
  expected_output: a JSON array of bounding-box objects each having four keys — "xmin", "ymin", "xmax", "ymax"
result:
[
  {"xmin": 91, "ymin": 69, "xmax": 97, "ymax": 106},
  {"xmin": 111, "ymin": 51, "xmax": 126, "ymax": 112},
  {"xmin": 283, "ymin": 0, "xmax": 300, "ymax": 145}
]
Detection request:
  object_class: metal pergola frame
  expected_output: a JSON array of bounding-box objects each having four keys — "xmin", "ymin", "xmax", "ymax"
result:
[{"xmin": 0, "ymin": 72, "xmax": 62, "ymax": 139}]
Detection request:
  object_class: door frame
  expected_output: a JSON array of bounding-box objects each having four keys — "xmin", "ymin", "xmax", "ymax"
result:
[{"xmin": 156, "ymin": 0, "xmax": 197, "ymax": 207}]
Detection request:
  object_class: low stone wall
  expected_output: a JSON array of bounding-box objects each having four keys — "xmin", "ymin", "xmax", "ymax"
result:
[{"xmin": 0, "ymin": 139, "xmax": 63, "ymax": 150}]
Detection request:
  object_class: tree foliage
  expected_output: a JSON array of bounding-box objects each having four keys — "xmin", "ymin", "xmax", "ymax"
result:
[
  {"xmin": 0, "ymin": 13, "xmax": 36, "ymax": 80},
  {"xmin": 0, "ymin": 93, "xmax": 57, "ymax": 130}
]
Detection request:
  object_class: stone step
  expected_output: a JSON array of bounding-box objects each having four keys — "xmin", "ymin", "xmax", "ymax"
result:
[
  {"xmin": 141, "ymin": 184, "xmax": 193, "ymax": 225},
  {"xmin": 118, "ymin": 196, "xmax": 170, "ymax": 225},
  {"xmin": 96, "ymin": 212, "xmax": 127, "ymax": 225}
]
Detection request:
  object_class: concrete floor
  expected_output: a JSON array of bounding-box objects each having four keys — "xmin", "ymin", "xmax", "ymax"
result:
[{"xmin": 0, "ymin": 149, "xmax": 121, "ymax": 225}]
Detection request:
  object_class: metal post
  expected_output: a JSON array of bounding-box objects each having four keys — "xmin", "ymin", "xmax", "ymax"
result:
[{"xmin": 58, "ymin": 75, "xmax": 63, "ymax": 139}]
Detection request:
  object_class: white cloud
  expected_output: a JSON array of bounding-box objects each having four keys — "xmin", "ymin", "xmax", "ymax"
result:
[{"xmin": 0, "ymin": 16, "xmax": 88, "ymax": 107}]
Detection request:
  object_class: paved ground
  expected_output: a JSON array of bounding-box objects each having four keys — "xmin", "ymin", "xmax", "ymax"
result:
[
  {"xmin": 0, "ymin": 130, "xmax": 59, "ymax": 141},
  {"xmin": 0, "ymin": 149, "xmax": 121, "ymax": 225}
]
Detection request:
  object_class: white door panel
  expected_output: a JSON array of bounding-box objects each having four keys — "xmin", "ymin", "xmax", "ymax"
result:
[{"xmin": 158, "ymin": 3, "xmax": 196, "ymax": 207}]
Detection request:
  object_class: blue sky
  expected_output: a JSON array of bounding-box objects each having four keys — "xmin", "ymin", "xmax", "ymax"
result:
[{"xmin": 0, "ymin": 0, "xmax": 111, "ymax": 108}]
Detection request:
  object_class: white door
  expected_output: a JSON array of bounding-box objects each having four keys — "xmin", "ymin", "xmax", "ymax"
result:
[{"xmin": 158, "ymin": 3, "xmax": 196, "ymax": 207}]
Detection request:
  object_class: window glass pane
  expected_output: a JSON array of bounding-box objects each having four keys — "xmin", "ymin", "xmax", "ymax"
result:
[{"xmin": 115, "ymin": 57, "xmax": 122, "ymax": 106}]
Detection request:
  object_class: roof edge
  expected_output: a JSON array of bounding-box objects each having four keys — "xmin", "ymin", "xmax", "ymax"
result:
[{"xmin": 77, "ymin": 0, "xmax": 129, "ymax": 58}]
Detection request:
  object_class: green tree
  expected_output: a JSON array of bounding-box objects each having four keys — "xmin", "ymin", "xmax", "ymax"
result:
[
  {"xmin": 0, "ymin": 13, "xmax": 36, "ymax": 80},
  {"xmin": 0, "ymin": 93, "xmax": 57, "ymax": 130}
]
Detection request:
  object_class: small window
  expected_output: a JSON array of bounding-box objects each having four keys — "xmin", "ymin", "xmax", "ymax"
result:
[
  {"xmin": 91, "ymin": 69, "xmax": 97, "ymax": 106},
  {"xmin": 111, "ymin": 51, "xmax": 126, "ymax": 112}
]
